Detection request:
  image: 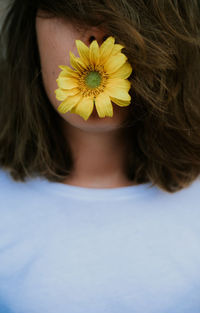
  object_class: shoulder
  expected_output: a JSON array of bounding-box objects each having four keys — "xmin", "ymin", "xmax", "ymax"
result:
[
  {"xmin": 0, "ymin": 169, "xmax": 51, "ymax": 245},
  {"xmin": 162, "ymin": 178, "xmax": 200, "ymax": 206},
  {"xmin": 0, "ymin": 168, "xmax": 46, "ymax": 212},
  {"xmin": 0, "ymin": 168, "xmax": 34, "ymax": 199}
]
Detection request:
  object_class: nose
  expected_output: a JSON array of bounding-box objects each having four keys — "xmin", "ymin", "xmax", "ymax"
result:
[
  {"xmin": 85, "ymin": 27, "xmax": 110, "ymax": 46},
  {"xmin": 88, "ymin": 34, "xmax": 110, "ymax": 45}
]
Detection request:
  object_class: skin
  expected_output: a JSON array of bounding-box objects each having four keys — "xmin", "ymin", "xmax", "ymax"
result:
[{"xmin": 35, "ymin": 11, "xmax": 135, "ymax": 188}]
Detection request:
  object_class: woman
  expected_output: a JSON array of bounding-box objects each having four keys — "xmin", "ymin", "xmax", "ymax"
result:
[{"xmin": 0, "ymin": 0, "xmax": 200, "ymax": 312}]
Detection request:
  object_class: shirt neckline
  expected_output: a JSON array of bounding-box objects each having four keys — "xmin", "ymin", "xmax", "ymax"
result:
[{"xmin": 31, "ymin": 176, "xmax": 157, "ymax": 201}]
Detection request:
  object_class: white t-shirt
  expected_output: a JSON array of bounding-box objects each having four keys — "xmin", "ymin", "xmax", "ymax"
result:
[{"xmin": 0, "ymin": 168, "xmax": 200, "ymax": 313}]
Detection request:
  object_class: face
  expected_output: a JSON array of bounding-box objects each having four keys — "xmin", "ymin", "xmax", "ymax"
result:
[{"xmin": 35, "ymin": 11, "xmax": 131, "ymax": 133}]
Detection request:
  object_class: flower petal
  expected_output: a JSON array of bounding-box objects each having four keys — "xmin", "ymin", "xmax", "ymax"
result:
[
  {"xmin": 110, "ymin": 62, "xmax": 133, "ymax": 79},
  {"xmin": 69, "ymin": 51, "xmax": 87, "ymax": 72},
  {"xmin": 55, "ymin": 88, "xmax": 80, "ymax": 101},
  {"xmin": 89, "ymin": 40, "xmax": 100, "ymax": 66},
  {"xmin": 76, "ymin": 40, "xmax": 90, "ymax": 65},
  {"xmin": 111, "ymin": 44, "xmax": 124, "ymax": 55},
  {"xmin": 95, "ymin": 93, "xmax": 113, "ymax": 118},
  {"xmin": 58, "ymin": 70, "xmax": 79, "ymax": 79},
  {"xmin": 99, "ymin": 36, "xmax": 115, "ymax": 63},
  {"xmin": 59, "ymin": 65, "xmax": 79, "ymax": 76},
  {"xmin": 106, "ymin": 78, "xmax": 131, "ymax": 91},
  {"xmin": 110, "ymin": 97, "xmax": 131, "ymax": 107},
  {"xmin": 57, "ymin": 93, "xmax": 82, "ymax": 114},
  {"xmin": 105, "ymin": 84, "xmax": 131, "ymax": 101},
  {"xmin": 56, "ymin": 77, "xmax": 78, "ymax": 90},
  {"xmin": 103, "ymin": 53, "xmax": 127, "ymax": 74},
  {"xmin": 71, "ymin": 97, "xmax": 94, "ymax": 120}
]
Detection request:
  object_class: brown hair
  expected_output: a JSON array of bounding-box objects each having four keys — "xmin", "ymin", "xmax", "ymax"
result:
[{"xmin": 0, "ymin": 0, "xmax": 200, "ymax": 192}]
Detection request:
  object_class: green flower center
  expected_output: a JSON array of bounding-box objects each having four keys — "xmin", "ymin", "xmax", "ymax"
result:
[{"xmin": 85, "ymin": 71, "xmax": 102, "ymax": 89}]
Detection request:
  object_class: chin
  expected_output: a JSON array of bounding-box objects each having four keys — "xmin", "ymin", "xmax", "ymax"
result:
[{"xmin": 58, "ymin": 104, "xmax": 130, "ymax": 133}]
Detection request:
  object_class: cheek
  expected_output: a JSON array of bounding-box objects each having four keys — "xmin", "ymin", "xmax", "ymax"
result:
[
  {"xmin": 37, "ymin": 36, "xmax": 72, "ymax": 111},
  {"xmin": 36, "ymin": 18, "xmax": 81, "ymax": 113}
]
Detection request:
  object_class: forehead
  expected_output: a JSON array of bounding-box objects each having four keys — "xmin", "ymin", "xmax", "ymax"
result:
[
  {"xmin": 36, "ymin": 0, "xmax": 106, "ymax": 27},
  {"xmin": 36, "ymin": 8, "xmax": 107, "ymax": 35}
]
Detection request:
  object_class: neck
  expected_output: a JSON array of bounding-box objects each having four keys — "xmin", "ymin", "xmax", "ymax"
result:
[{"xmin": 62, "ymin": 123, "xmax": 133, "ymax": 188}]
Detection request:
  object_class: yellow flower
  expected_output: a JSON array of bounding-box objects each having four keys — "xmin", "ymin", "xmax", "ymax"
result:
[{"xmin": 55, "ymin": 36, "xmax": 133, "ymax": 120}]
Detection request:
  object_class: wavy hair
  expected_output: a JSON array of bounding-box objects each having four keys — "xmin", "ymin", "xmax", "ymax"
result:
[{"xmin": 0, "ymin": 0, "xmax": 200, "ymax": 192}]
